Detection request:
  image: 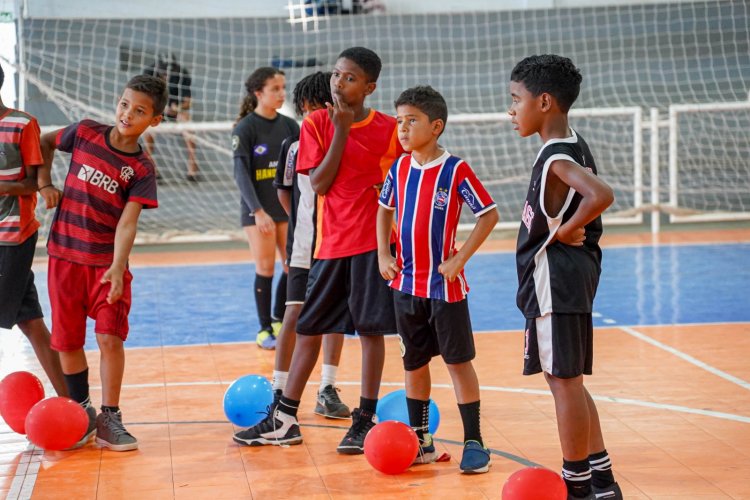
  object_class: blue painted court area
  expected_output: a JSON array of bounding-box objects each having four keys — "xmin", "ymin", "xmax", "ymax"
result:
[{"xmin": 33, "ymin": 242, "xmax": 750, "ymax": 348}]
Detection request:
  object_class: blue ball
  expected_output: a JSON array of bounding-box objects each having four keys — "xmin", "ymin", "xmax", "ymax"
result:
[
  {"xmin": 223, "ymin": 374, "xmax": 274, "ymax": 427},
  {"xmin": 376, "ymin": 389, "xmax": 440, "ymax": 435}
]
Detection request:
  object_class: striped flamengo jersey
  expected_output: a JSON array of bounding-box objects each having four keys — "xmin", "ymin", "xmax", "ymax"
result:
[
  {"xmin": 379, "ymin": 150, "xmax": 496, "ymax": 302},
  {"xmin": 0, "ymin": 109, "xmax": 43, "ymax": 245},
  {"xmin": 47, "ymin": 120, "xmax": 158, "ymax": 267}
]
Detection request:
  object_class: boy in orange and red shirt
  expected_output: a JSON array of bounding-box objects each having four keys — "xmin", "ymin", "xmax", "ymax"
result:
[{"xmin": 234, "ymin": 47, "xmax": 404, "ymax": 454}]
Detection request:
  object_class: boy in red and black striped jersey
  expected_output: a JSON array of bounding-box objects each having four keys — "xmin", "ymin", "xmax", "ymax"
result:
[
  {"xmin": 38, "ymin": 74, "xmax": 167, "ymax": 452},
  {"xmin": 0, "ymin": 63, "xmax": 68, "ymax": 398}
]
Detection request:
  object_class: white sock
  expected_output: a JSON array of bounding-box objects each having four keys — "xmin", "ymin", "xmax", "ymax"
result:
[
  {"xmin": 320, "ymin": 364, "xmax": 338, "ymax": 392},
  {"xmin": 272, "ymin": 370, "xmax": 288, "ymax": 392}
]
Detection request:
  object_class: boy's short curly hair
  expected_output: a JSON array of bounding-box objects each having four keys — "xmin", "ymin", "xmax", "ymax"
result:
[
  {"xmin": 394, "ymin": 85, "xmax": 448, "ymax": 126},
  {"xmin": 125, "ymin": 74, "xmax": 168, "ymax": 116},
  {"xmin": 510, "ymin": 54, "xmax": 582, "ymax": 113},
  {"xmin": 293, "ymin": 71, "xmax": 333, "ymax": 116},
  {"xmin": 338, "ymin": 47, "xmax": 382, "ymax": 82}
]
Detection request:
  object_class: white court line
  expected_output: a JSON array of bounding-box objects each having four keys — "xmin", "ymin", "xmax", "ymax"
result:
[
  {"xmin": 96, "ymin": 379, "xmax": 750, "ymax": 424},
  {"xmin": 6, "ymin": 445, "xmax": 42, "ymax": 500},
  {"xmin": 619, "ymin": 325, "xmax": 750, "ymax": 391}
]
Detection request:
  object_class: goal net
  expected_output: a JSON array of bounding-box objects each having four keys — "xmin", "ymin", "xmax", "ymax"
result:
[{"xmin": 17, "ymin": 0, "xmax": 750, "ymax": 240}]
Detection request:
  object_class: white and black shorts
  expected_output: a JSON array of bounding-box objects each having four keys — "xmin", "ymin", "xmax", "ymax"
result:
[
  {"xmin": 393, "ymin": 290, "xmax": 475, "ymax": 371},
  {"xmin": 297, "ymin": 249, "xmax": 396, "ymax": 336},
  {"xmin": 523, "ymin": 313, "xmax": 593, "ymax": 378}
]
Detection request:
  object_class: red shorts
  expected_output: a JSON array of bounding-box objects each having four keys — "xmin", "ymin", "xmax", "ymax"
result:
[{"xmin": 48, "ymin": 256, "xmax": 132, "ymax": 351}]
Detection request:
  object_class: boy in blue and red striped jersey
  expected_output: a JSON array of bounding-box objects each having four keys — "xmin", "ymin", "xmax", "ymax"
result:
[
  {"xmin": 376, "ymin": 85, "xmax": 498, "ymax": 474},
  {"xmin": 0, "ymin": 63, "xmax": 67, "ymax": 398},
  {"xmin": 38, "ymin": 74, "xmax": 167, "ymax": 452}
]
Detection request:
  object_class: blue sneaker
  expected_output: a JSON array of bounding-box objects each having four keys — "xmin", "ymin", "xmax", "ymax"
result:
[
  {"xmin": 256, "ymin": 328, "xmax": 276, "ymax": 350},
  {"xmin": 459, "ymin": 440, "xmax": 491, "ymax": 474}
]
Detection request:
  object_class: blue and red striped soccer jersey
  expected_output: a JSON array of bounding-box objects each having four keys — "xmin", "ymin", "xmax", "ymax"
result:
[{"xmin": 379, "ymin": 151, "xmax": 496, "ymax": 302}]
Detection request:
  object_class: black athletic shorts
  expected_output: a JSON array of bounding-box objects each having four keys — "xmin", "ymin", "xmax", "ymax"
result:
[
  {"xmin": 523, "ymin": 313, "xmax": 593, "ymax": 378},
  {"xmin": 0, "ymin": 232, "xmax": 44, "ymax": 329},
  {"xmin": 297, "ymin": 249, "xmax": 396, "ymax": 336},
  {"xmin": 286, "ymin": 266, "xmax": 309, "ymax": 305},
  {"xmin": 393, "ymin": 290, "xmax": 475, "ymax": 371}
]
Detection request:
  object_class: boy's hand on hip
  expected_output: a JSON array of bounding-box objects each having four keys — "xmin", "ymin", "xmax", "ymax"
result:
[
  {"xmin": 555, "ymin": 224, "xmax": 586, "ymax": 246},
  {"xmin": 101, "ymin": 267, "xmax": 124, "ymax": 304},
  {"xmin": 438, "ymin": 251, "xmax": 464, "ymax": 283}
]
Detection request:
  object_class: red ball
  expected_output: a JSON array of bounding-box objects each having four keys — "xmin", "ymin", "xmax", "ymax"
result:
[
  {"xmin": 0, "ymin": 371, "xmax": 45, "ymax": 434},
  {"xmin": 25, "ymin": 397, "xmax": 88, "ymax": 451},
  {"xmin": 363, "ymin": 420, "xmax": 419, "ymax": 475},
  {"xmin": 502, "ymin": 467, "xmax": 567, "ymax": 500}
]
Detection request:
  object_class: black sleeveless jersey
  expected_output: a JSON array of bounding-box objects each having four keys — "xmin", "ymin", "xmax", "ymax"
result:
[{"xmin": 515, "ymin": 130, "xmax": 603, "ymax": 319}]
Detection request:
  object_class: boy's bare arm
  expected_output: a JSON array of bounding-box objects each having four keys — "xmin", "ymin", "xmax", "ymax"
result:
[
  {"xmin": 309, "ymin": 96, "xmax": 354, "ymax": 195},
  {"xmin": 101, "ymin": 201, "xmax": 142, "ymax": 304},
  {"xmin": 438, "ymin": 207, "xmax": 499, "ymax": 282},
  {"xmin": 0, "ymin": 163, "xmax": 39, "ymax": 196},
  {"xmin": 376, "ymin": 205, "xmax": 400, "ymax": 280},
  {"xmin": 277, "ymin": 188, "xmax": 292, "ymax": 216},
  {"xmin": 549, "ymin": 159, "xmax": 614, "ymax": 246},
  {"xmin": 38, "ymin": 130, "xmax": 64, "ymax": 208}
]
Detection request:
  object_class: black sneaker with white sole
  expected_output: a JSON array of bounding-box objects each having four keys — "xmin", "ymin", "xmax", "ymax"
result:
[{"xmin": 233, "ymin": 408, "xmax": 302, "ymax": 446}]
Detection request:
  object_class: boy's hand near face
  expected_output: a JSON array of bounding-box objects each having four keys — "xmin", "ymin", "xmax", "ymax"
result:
[{"xmin": 327, "ymin": 95, "xmax": 355, "ymax": 132}]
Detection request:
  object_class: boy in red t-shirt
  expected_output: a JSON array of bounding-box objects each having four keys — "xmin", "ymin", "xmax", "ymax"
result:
[
  {"xmin": 234, "ymin": 47, "xmax": 404, "ymax": 454},
  {"xmin": 38, "ymin": 74, "xmax": 167, "ymax": 451}
]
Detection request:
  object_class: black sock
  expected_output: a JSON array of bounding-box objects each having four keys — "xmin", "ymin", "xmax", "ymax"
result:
[
  {"xmin": 254, "ymin": 274, "xmax": 273, "ymax": 330},
  {"xmin": 406, "ymin": 397, "xmax": 430, "ymax": 442},
  {"xmin": 278, "ymin": 395, "xmax": 300, "ymax": 417},
  {"xmin": 589, "ymin": 449, "xmax": 616, "ymax": 488},
  {"xmin": 272, "ymin": 272, "xmax": 287, "ymax": 321},
  {"xmin": 101, "ymin": 405, "xmax": 120, "ymax": 413},
  {"xmin": 63, "ymin": 368, "xmax": 90, "ymax": 405},
  {"xmin": 458, "ymin": 400, "xmax": 483, "ymax": 445},
  {"xmin": 359, "ymin": 397, "xmax": 378, "ymax": 414},
  {"xmin": 562, "ymin": 458, "xmax": 592, "ymax": 497}
]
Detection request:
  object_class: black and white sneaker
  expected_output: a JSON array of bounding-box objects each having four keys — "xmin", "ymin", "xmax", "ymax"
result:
[
  {"xmin": 233, "ymin": 407, "xmax": 302, "ymax": 446},
  {"xmin": 314, "ymin": 385, "xmax": 351, "ymax": 419},
  {"xmin": 336, "ymin": 407, "xmax": 377, "ymax": 455}
]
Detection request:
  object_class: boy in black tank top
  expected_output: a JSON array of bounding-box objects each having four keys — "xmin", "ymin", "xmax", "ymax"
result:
[{"xmin": 509, "ymin": 55, "xmax": 621, "ymax": 500}]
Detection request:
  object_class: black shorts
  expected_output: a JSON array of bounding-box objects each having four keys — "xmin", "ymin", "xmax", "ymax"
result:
[
  {"xmin": 393, "ymin": 290, "xmax": 475, "ymax": 371},
  {"xmin": 523, "ymin": 313, "xmax": 593, "ymax": 379},
  {"xmin": 286, "ymin": 266, "xmax": 309, "ymax": 305},
  {"xmin": 297, "ymin": 249, "xmax": 396, "ymax": 336},
  {"xmin": 0, "ymin": 232, "xmax": 44, "ymax": 329},
  {"xmin": 240, "ymin": 208, "xmax": 289, "ymax": 227}
]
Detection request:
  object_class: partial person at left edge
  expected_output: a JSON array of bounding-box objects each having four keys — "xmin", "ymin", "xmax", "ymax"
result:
[
  {"xmin": 0, "ymin": 62, "xmax": 68, "ymax": 399},
  {"xmin": 37, "ymin": 74, "xmax": 166, "ymax": 451}
]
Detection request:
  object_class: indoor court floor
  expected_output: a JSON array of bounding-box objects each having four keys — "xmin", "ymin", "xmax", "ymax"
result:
[{"xmin": 1, "ymin": 228, "xmax": 748, "ymax": 499}]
